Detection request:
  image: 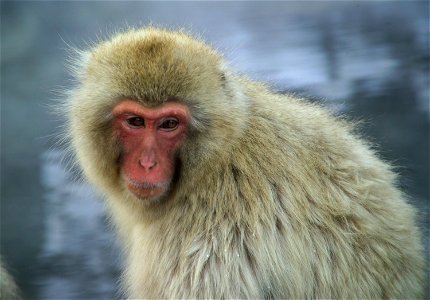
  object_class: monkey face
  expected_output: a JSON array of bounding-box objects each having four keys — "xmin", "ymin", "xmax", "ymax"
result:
[{"xmin": 112, "ymin": 100, "xmax": 190, "ymax": 201}]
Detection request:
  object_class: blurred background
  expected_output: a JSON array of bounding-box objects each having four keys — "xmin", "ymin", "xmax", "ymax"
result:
[{"xmin": 1, "ymin": 1, "xmax": 428, "ymax": 298}]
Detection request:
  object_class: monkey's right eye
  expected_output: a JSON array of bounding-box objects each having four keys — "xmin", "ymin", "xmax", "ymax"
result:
[{"xmin": 126, "ymin": 117, "xmax": 145, "ymax": 128}]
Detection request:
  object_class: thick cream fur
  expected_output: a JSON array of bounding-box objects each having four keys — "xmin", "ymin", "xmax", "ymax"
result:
[{"xmin": 67, "ymin": 27, "xmax": 426, "ymax": 298}]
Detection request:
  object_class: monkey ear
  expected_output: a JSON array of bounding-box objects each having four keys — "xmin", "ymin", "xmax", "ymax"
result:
[
  {"xmin": 218, "ymin": 62, "xmax": 229, "ymax": 80},
  {"xmin": 218, "ymin": 62, "xmax": 233, "ymax": 90},
  {"xmin": 217, "ymin": 62, "xmax": 247, "ymax": 108},
  {"xmin": 219, "ymin": 71, "xmax": 227, "ymax": 83}
]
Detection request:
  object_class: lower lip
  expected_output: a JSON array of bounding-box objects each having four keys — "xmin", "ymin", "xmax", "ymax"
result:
[{"xmin": 127, "ymin": 182, "xmax": 166, "ymax": 199}]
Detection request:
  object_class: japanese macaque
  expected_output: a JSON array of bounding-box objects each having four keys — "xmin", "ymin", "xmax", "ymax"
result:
[{"xmin": 65, "ymin": 27, "xmax": 425, "ymax": 298}]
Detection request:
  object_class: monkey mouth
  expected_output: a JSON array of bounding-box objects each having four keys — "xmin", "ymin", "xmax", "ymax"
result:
[{"xmin": 125, "ymin": 177, "xmax": 171, "ymax": 199}]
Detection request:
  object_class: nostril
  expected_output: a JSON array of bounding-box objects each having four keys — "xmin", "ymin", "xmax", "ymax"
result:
[{"xmin": 139, "ymin": 159, "xmax": 157, "ymax": 171}]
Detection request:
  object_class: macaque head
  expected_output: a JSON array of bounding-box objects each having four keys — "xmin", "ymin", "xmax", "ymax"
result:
[
  {"xmin": 112, "ymin": 100, "xmax": 190, "ymax": 201},
  {"xmin": 68, "ymin": 28, "xmax": 248, "ymax": 205}
]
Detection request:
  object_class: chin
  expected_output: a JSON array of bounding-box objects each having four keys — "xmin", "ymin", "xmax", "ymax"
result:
[
  {"xmin": 133, "ymin": 188, "xmax": 167, "ymax": 204},
  {"xmin": 124, "ymin": 177, "xmax": 171, "ymax": 204}
]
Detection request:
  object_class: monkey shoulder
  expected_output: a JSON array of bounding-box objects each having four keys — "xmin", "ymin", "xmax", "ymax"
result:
[
  {"xmin": 240, "ymin": 92, "xmax": 362, "ymax": 171},
  {"xmin": 235, "ymin": 91, "xmax": 417, "ymax": 221}
]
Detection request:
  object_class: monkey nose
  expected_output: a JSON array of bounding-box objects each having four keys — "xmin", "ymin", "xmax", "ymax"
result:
[{"xmin": 139, "ymin": 158, "xmax": 157, "ymax": 171}]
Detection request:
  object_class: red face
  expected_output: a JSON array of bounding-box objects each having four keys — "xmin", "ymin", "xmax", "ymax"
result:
[{"xmin": 112, "ymin": 100, "xmax": 190, "ymax": 201}]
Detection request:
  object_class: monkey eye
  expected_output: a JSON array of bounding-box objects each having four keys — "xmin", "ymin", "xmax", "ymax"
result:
[
  {"xmin": 126, "ymin": 117, "xmax": 145, "ymax": 128},
  {"xmin": 159, "ymin": 118, "xmax": 179, "ymax": 131}
]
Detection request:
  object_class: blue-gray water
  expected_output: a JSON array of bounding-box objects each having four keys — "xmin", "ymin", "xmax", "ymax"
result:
[{"xmin": 1, "ymin": 2, "xmax": 428, "ymax": 298}]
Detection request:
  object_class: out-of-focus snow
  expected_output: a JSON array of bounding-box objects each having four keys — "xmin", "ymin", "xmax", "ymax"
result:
[{"xmin": 39, "ymin": 150, "xmax": 121, "ymax": 299}]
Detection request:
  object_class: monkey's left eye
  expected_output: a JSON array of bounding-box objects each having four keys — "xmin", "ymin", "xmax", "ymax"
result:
[
  {"xmin": 159, "ymin": 118, "xmax": 179, "ymax": 131},
  {"xmin": 126, "ymin": 117, "xmax": 145, "ymax": 128}
]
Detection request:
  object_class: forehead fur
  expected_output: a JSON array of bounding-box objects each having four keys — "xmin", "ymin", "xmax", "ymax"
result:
[{"xmin": 84, "ymin": 28, "xmax": 224, "ymax": 105}]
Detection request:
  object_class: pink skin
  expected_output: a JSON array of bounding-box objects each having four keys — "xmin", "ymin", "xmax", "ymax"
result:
[{"xmin": 112, "ymin": 100, "xmax": 190, "ymax": 200}]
